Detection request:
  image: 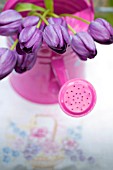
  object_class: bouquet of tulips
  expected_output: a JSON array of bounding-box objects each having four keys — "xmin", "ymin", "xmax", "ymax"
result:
[{"xmin": 0, "ymin": 0, "xmax": 113, "ymax": 80}]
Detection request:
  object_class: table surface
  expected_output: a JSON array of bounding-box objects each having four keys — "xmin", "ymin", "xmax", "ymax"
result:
[{"xmin": 0, "ymin": 36, "xmax": 113, "ymax": 170}]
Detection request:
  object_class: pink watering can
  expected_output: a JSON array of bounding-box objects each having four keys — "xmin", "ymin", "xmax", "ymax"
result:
[{"xmin": 4, "ymin": 0, "xmax": 96, "ymax": 117}]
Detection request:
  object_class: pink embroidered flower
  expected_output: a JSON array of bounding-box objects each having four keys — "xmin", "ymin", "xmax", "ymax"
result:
[
  {"xmin": 31, "ymin": 128, "xmax": 48, "ymax": 138},
  {"xmin": 43, "ymin": 139, "xmax": 60, "ymax": 154},
  {"xmin": 63, "ymin": 139, "xmax": 77, "ymax": 151}
]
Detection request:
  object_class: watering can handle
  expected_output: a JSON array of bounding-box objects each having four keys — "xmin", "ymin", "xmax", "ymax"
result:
[{"xmin": 51, "ymin": 57, "xmax": 69, "ymax": 86}]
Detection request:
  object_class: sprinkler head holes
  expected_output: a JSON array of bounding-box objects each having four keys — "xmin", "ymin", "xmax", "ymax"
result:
[{"xmin": 58, "ymin": 79, "xmax": 96, "ymax": 117}]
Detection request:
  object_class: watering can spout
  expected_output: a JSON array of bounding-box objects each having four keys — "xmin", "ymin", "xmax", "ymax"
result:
[{"xmin": 51, "ymin": 57, "xmax": 97, "ymax": 118}]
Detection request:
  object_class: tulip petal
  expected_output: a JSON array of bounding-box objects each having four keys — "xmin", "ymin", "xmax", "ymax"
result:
[
  {"xmin": 95, "ymin": 18, "xmax": 113, "ymax": 34},
  {"xmin": 16, "ymin": 43, "xmax": 25, "ymax": 55},
  {"xmin": 0, "ymin": 10, "xmax": 22, "ymax": 25},
  {"xmin": 71, "ymin": 35, "xmax": 89, "ymax": 57},
  {"xmin": 25, "ymin": 29, "xmax": 42, "ymax": 49},
  {"xmin": 19, "ymin": 26, "xmax": 36, "ymax": 43},
  {"xmin": 95, "ymin": 18, "xmax": 113, "ymax": 44},
  {"xmin": 48, "ymin": 17, "xmax": 68, "ymax": 29},
  {"xmin": 43, "ymin": 24, "xmax": 69, "ymax": 54},
  {"xmin": 33, "ymin": 39, "xmax": 42, "ymax": 52},
  {"xmin": 0, "ymin": 48, "xmax": 7, "ymax": 56},
  {"xmin": 53, "ymin": 25, "xmax": 64, "ymax": 47},
  {"xmin": 50, "ymin": 43, "xmax": 67, "ymax": 54},
  {"xmin": 88, "ymin": 21, "xmax": 112, "ymax": 44},
  {"xmin": 0, "ymin": 20, "xmax": 22, "ymax": 36},
  {"xmin": 15, "ymin": 53, "xmax": 37, "ymax": 73},
  {"xmin": 71, "ymin": 32, "xmax": 97, "ymax": 60},
  {"xmin": 61, "ymin": 25, "xmax": 70, "ymax": 44},
  {"xmin": 23, "ymin": 16, "xmax": 39, "ymax": 27},
  {"xmin": 77, "ymin": 32, "xmax": 96, "ymax": 52},
  {"xmin": 0, "ymin": 49, "xmax": 17, "ymax": 79},
  {"xmin": 43, "ymin": 25, "xmax": 59, "ymax": 47}
]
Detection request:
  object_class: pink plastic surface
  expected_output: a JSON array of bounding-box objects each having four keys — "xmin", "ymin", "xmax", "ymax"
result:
[
  {"xmin": 51, "ymin": 57, "xmax": 69, "ymax": 86},
  {"xmin": 4, "ymin": 0, "xmax": 94, "ymax": 104},
  {"xmin": 59, "ymin": 79, "xmax": 96, "ymax": 117}
]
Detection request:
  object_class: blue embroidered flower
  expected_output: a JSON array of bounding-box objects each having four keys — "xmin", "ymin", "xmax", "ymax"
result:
[
  {"xmin": 10, "ymin": 122, "xmax": 27, "ymax": 138},
  {"xmin": 12, "ymin": 150, "xmax": 20, "ymax": 157},
  {"xmin": 3, "ymin": 155, "xmax": 11, "ymax": 163},
  {"xmin": 67, "ymin": 128, "xmax": 74, "ymax": 135},
  {"xmin": 19, "ymin": 131, "xmax": 27, "ymax": 137},
  {"xmin": 67, "ymin": 128, "xmax": 82, "ymax": 140},
  {"xmin": 3, "ymin": 147, "xmax": 11, "ymax": 154},
  {"xmin": 2, "ymin": 146, "xmax": 21, "ymax": 164}
]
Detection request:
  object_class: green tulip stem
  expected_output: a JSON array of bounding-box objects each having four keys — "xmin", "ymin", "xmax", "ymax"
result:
[
  {"xmin": 10, "ymin": 39, "xmax": 18, "ymax": 50},
  {"xmin": 68, "ymin": 24, "xmax": 76, "ymax": 34},
  {"xmin": 44, "ymin": 0, "xmax": 54, "ymax": 13},
  {"xmin": 30, "ymin": 11, "xmax": 49, "ymax": 26},
  {"xmin": 37, "ymin": 9, "xmax": 50, "ymax": 28},
  {"xmin": 48, "ymin": 13, "xmax": 59, "ymax": 18},
  {"xmin": 36, "ymin": 19, "xmax": 42, "ymax": 28}
]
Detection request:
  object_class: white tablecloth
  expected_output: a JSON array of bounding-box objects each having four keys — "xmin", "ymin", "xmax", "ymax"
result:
[{"xmin": 0, "ymin": 36, "xmax": 113, "ymax": 170}]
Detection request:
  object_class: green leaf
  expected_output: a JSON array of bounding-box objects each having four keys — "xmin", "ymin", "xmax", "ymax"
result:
[
  {"xmin": 44, "ymin": 0, "xmax": 54, "ymax": 12},
  {"xmin": 15, "ymin": 3, "xmax": 46, "ymax": 12}
]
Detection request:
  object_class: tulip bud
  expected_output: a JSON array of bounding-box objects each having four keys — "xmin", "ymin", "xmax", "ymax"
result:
[
  {"xmin": 0, "ymin": 10, "xmax": 22, "ymax": 36},
  {"xmin": 48, "ymin": 17, "xmax": 68, "ymax": 29},
  {"xmin": 88, "ymin": 18, "xmax": 113, "ymax": 44},
  {"xmin": 0, "ymin": 48, "xmax": 17, "ymax": 79},
  {"xmin": 43, "ymin": 24, "xmax": 70, "ymax": 54},
  {"xmin": 22, "ymin": 16, "xmax": 39, "ymax": 28},
  {"xmin": 15, "ymin": 52, "xmax": 37, "ymax": 73},
  {"xmin": 18, "ymin": 26, "xmax": 43, "ymax": 54},
  {"xmin": 18, "ymin": 16, "xmax": 40, "ymax": 33},
  {"xmin": 71, "ymin": 32, "xmax": 97, "ymax": 61}
]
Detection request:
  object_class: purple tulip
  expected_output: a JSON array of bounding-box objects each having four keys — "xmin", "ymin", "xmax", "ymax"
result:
[
  {"xmin": 15, "ymin": 52, "xmax": 37, "ymax": 73},
  {"xmin": 88, "ymin": 18, "xmax": 113, "ymax": 44},
  {"xmin": 48, "ymin": 17, "xmax": 68, "ymax": 29},
  {"xmin": 71, "ymin": 32, "xmax": 97, "ymax": 61},
  {"xmin": 22, "ymin": 16, "xmax": 39, "ymax": 28},
  {"xmin": 0, "ymin": 10, "xmax": 22, "ymax": 36},
  {"xmin": 18, "ymin": 16, "xmax": 40, "ymax": 33},
  {"xmin": 43, "ymin": 24, "xmax": 70, "ymax": 54},
  {"xmin": 18, "ymin": 26, "xmax": 43, "ymax": 54},
  {"xmin": 0, "ymin": 48, "xmax": 17, "ymax": 80}
]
